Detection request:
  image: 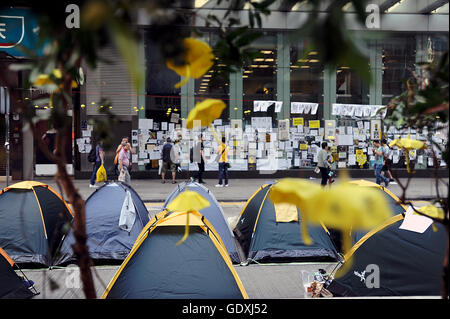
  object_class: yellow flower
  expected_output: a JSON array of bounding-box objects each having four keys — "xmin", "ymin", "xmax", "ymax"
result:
[
  {"xmin": 389, "ymin": 137, "xmax": 426, "ymax": 173},
  {"xmin": 166, "ymin": 38, "xmax": 214, "ymax": 88},
  {"xmin": 33, "ymin": 74, "xmax": 55, "ymax": 87},
  {"xmin": 186, "ymin": 99, "xmax": 226, "ymax": 130},
  {"xmin": 52, "ymin": 69, "xmax": 62, "ymax": 79},
  {"xmin": 166, "ymin": 189, "xmax": 211, "ymax": 245},
  {"xmin": 309, "ymin": 181, "xmax": 391, "ymax": 230},
  {"xmin": 269, "ymin": 176, "xmax": 392, "ymax": 252}
]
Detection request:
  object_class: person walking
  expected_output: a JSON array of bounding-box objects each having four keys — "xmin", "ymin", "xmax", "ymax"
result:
[
  {"xmin": 215, "ymin": 136, "xmax": 229, "ymax": 187},
  {"xmin": 161, "ymin": 137, "xmax": 176, "ymax": 184},
  {"xmin": 117, "ymin": 138, "xmax": 132, "ymax": 184},
  {"xmin": 193, "ymin": 134, "xmax": 206, "ymax": 184},
  {"xmin": 381, "ymin": 138, "xmax": 395, "ymax": 184},
  {"xmin": 317, "ymin": 142, "xmax": 332, "ymax": 187},
  {"xmin": 89, "ymin": 138, "xmax": 104, "ymax": 188},
  {"xmin": 372, "ymin": 139, "xmax": 390, "ymax": 187}
]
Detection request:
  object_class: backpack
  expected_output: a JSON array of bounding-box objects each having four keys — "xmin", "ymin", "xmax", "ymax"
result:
[
  {"xmin": 88, "ymin": 146, "xmax": 97, "ymax": 162},
  {"xmin": 162, "ymin": 143, "xmax": 173, "ymax": 163}
]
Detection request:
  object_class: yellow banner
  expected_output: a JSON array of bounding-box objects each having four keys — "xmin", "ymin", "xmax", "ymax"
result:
[
  {"xmin": 309, "ymin": 120, "xmax": 320, "ymax": 128},
  {"xmin": 293, "ymin": 118, "xmax": 304, "ymax": 126}
]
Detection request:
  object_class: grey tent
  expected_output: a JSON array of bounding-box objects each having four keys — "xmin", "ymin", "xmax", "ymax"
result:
[
  {"xmin": 164, "ymin": 181, "xmax": 242, "ymax": 263},
  {"xmin": 0, "ymin": 181, "xmax": 73, "ymax": 267},
  {"xmin": 55, "ymin": 182, "xmax": 149, "ymax": 265},
  {"xmin": 101, "ymin": 210, "xmax": 248, "ymax": 299},
  {"xmin": 1, "ymin": 247, "xmax": 37, "ymax": 299}
]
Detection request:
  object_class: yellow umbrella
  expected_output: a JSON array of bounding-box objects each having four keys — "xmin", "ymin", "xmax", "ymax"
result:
[
  {"xmin": 269, "ymin": 178, "xmax": 323, "ymax": 245},
  {"xmin": 166, "ymin": 38, "xmax": 214, "ymax": 88},
  {"xmin": 389, "ymin": 137, "xmax": 426, "ymax": 173},
  {"xmin": 166, "ymin": 189, "xmax": 211, "ymax": 245},
  {"xmin": 186, "ymin": 99, "xmax": 226, "ymax": 144}
]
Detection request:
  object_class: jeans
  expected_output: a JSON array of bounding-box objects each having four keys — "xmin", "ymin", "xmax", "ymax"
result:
[
  {"xmin": 374, "ymin": 163, "xmax": 389, "ymax": 185},
  {"xmin": 218, "ymin": 162, "xmax": 228, "ymax": 185},
  {"xmin": 195, "ymin": 161, "xmax": 205, "ymax": 182},
  {"xmin": 90, "ymin": 161, "xmax": 102, "ymax": 185},
  {"xmin": 319, "ymin": 167, "xmax": 329, "ymax": 186}
]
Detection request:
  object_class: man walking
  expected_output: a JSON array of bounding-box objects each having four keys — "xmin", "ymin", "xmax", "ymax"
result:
[
  {"xmin": 193, "ymin": 134, "xmax": 206, "ymax": 184},
  {"xmin": 381, "ymin": 138, "xmax": 395, "ymax": 184},
  {"xmin": 215, "ymin": 136, "xmax": 229, "ymax": 187},
  {"xmin": 372, "ymin": 140, "xmax": 390, "ymax": 187},
  {"xmin": 161, "ymin": 138, "xmax": 176, "ymax": 184}
]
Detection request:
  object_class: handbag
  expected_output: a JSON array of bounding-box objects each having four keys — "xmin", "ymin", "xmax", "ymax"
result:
[
  {"xmin": 215, "ymin": 145, "xmax": 227, "ymax": 163},
  {"xmin": 314, "ymin": 166, "xmax": 320, "ymax": 174}
]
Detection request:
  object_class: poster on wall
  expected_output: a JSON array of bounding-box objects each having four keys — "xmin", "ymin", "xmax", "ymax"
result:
[
  {"xmin": 251, "ymin": 117, "xmax": 272, "ymax": 130},
  {"xmin": 278, "ymin": 119, "xmax": 290, "ymax": 141},
  {"xmin": 370, "ymin": 119, "xmax": 382, "ymax": 140},
  {"xmin": 324, "ymin": 120, "xmax": 336, "ymax": 140}
]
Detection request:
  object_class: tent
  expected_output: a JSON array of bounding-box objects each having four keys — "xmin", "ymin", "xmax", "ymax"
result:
[
  {"xmin": 0, "ymin": 181, "xmax": 74, "ymax": 267},
  {"xmin": 55, "ymin": 182, "xmax": 149, "ymax": 265},
  {"xmin": 328, "ymin": 213, "xmax": 447, "ymax": 296},
  {"xmin": 0, "ymin": 247, "xmax": 37, "ymax": 299},
  {"xmin": 102, "ymin": 210, "xmax": 248, "ymax": 299},
  {"xmin": 164, "ymin": 181, "xmax": 242, "ymax": 263},
  {"xmin": 233, "ymin": 182, "xmax": 339, "ymax": 264}
]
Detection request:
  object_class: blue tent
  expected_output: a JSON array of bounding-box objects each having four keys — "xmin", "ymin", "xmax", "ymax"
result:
[
  {"xmin": 55, "ymin": 182, "xmax": 149, "ymax": 265},
  {"xmin": 234, "ymin": 182, "xmax": 339, "ymax": 263},
  {"xmin": 164, "ymin": 181, "xmax": 242, "ymax": 264}
]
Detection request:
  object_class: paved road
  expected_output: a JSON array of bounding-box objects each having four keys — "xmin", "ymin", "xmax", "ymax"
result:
[{"xmin": 6, "ymin": 176, "xmax": 447, "ymax": 203}]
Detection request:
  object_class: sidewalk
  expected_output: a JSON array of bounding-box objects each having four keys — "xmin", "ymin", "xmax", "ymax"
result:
[{"xmin": 7, "ymin": 176, "xmax": 447, "ymax": 203}]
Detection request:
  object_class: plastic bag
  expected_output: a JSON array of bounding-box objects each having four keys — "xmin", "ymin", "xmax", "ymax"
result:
[
  {"xmin": 119, "ymin": 190, "xmax": 136, "ymax": 232},
  {"xmin": 96, "ymin": 164, "xmax": 107, "ymax": 183}
]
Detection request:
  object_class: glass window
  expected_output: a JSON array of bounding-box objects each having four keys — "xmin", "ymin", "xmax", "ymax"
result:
[
  {"xmin": 145, "ymin": 30, "xmax": 181, "ymax": 122},
  {"xmin": 242, "ymin": 33, "xmax": 277, "ymax": 126},
  {"xmin": 336, "ymin": 66, "xmax": 370, "ymax": 105},
  {"xmin": 290, "ymin": 40, "xmax": 324, "ymax": 120},
  {"xmin": 381, "ymin": 35, "xmax": 416, "ymax": 105}
]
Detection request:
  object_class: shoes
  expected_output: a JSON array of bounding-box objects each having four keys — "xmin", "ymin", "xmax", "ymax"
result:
[
  {"xmin": 215, "ymin": 184, "xmax": 223, "ymax": 187},
  {"xmin": 384, "ymin": 180, "xmax": 390, "ymax": 187},
  {"xmin": 225, "ymin": 184, "xmax": 229, "ymax": 187},
  {"xmin": 89, "ymin": 184, "xmax": 97, "ymax": 188},
  {"xmin": 161, "ymin": 180, "xmax": 165, "ymax": 184},
  {"xmin": 389, "ymin": 178, "xmax": 395, "ymax": 182},
  {"xmin": 172, "ymin": 180, "xmax": 177, "ymax": 184},
  {"xmin": 199, "ymin": 181, "xmax": 206, "ymax": 184},
  {"xmin": 390, "ymin": 181, "xmax": 398, "ymax": 185}
]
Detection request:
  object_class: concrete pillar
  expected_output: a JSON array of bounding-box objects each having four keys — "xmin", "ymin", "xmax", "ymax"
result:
[
  {"xmin": 229, "ymin": 70, "xmax": 243, "ymax": 120},
  {"xmin": 276, "ymin": 32, "xmax": 290, "ymax": 121},
  {"xmin": 369, "ymin": 40, "xmax": 383, "ymax": 105},
  {"xmin": 323, "ymin": 65, "xmax": 336, "ymax": 120}
]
